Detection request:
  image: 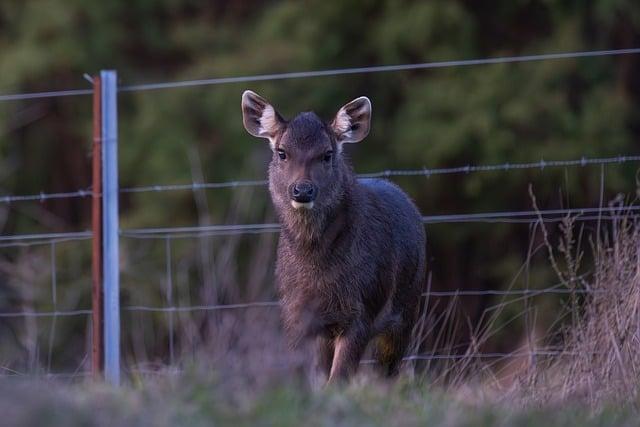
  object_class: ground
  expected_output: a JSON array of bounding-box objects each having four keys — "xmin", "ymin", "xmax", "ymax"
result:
[{"xmin": 1, "ymin": 373, "xmax": 637, "ymax": 427}]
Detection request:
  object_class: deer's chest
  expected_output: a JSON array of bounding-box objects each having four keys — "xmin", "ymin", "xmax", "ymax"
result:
[{"xmin": 275, "ymin": 242, "xmax": 387, "ymax": 333}]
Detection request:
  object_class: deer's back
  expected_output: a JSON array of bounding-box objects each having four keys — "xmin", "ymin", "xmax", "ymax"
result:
[{"xmin": 358, "ymin": 178, "xmax": 424, "ymax": 246}]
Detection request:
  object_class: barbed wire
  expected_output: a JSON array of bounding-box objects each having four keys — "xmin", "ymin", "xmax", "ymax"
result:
[
  {"xmin": 0, "ymin": 154, "xmax": 637, "ymax": 204},
  {"xmin": 121, "ymin": 179, "xmax": 268, "ymax": 194},
  {"xmin": 121, "ymin": 154, "xmax": 640, "ymax": 195},
  {"xmin": 2, "ymin": 47, "xmax": 639, "ymax": 102},
  {"xmin": 1, "ymin": 154, "xmax": 637, "ymax": 205},
  {"xmin": 359, "ymin": 155, "xmax": 640, "ymax": 178}
]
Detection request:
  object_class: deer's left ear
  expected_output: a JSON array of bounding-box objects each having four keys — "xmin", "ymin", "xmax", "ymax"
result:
[{"xmin": 330, "ymin": 96, "xmax": 372, "ymax": 144}]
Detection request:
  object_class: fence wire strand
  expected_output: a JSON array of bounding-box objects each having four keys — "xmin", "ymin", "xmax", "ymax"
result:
[
  {"xmin": 2, "ymin": 154, "xmax": 638, "ymax": 204},
  {"xmin": 120, "ymin": 48, "xmax": 640, "ymax": 92},
  {"xmin": 2, "ymin": 47, "xmax": 639, "ymax": 102},
  {"xmin": 0, "ymin": 189, "xmax": 94, "ymax": 204},
  {"xmin": 1, "ymin": 204, "xmax": 632, "ymax": 244},
  {"xmin": 1, "ymin": 348, "xmax": 583, "ymax": 377},
  {"xmin": 0, "ymin": 232, "xmax": 92, "ymax": 248},
  {"xmin": 119, "ymin": 204, "xmax": 640, "ymax": 239},
  {"xmin": 0, "ymin": 280, "xmax": 600, "ymax": 318},
  {"xmin": 6, "ymin": 278, "xmax": 597, "ymax": 319}
]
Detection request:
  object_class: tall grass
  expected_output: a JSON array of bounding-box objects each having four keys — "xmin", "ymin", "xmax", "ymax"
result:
[
  {"xmin": 517, "ymin": 205, "xmax": 640, "ymax": 408},
  {"xmin": 2, "ymin": 200, "xmax": 640, "ymax": 425}
]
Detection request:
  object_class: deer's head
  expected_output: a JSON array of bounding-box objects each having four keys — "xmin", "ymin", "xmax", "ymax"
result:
[{"xmin": 241, "ymin": 90, "xmax": 371, "ymax": 215}]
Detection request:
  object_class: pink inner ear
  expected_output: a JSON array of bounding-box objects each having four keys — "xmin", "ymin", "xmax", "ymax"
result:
[
  {"xmin": 332, "ymin": 108, "xmax": 352, "ymax": 136},
  {"xmin": 331, "ymin": 97, "xmax": 371, "ymax": 143},
  {"xmin": 258, "ymin": 105, "xmax": 281, "ymax": 137}
]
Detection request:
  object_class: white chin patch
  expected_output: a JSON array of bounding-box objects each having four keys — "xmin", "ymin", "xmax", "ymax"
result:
[{"xmin": 291, "ymin": 200, "xmax": 314, "ymax": 210}]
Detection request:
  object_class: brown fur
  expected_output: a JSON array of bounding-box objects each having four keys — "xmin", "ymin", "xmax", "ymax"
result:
[{"xmin": 242, "ymin": 91, "xmax": 426, "ymax": 383}]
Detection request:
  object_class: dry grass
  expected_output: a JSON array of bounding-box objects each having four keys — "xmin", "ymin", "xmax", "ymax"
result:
[
  {"xmin": 516, "ymin": 207, "xmax": 640, "ymax": 408},
  {"xmin": 91, "ymin": 205, "xmax": 640, "ymax": 414},
  {"xmin": 3, "ymin": 199, "xmax": 640, "ymax": 424}
]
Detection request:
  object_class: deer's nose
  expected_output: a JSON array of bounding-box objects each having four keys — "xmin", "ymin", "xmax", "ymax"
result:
[{"xmin": 291, "ymin": 181, "xmax": 317, "ymax": 203}]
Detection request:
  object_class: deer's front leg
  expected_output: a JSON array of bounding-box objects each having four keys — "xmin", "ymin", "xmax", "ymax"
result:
[
  {"xmin": 328, "ymin": 321, "xmax": 371, "ymax": 383},
  {"xmin": 316, "ymin": 336, "xmax": 335, "ymax": 380}
]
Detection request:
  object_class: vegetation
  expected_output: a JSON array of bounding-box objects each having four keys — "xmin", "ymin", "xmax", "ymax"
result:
[
  {"xmin": 1, "ymin": 2, "xmax": 640, "ymax": 421},
  {"xmin": 2, "ymin": 212, "xmax": 640, "ymax": 425},
  {"xmin": 1, "ymin": 375, "xmax": 638, "ymax": 427}
]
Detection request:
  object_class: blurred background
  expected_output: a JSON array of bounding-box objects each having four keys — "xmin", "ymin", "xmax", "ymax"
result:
[{"xmin": 0, "ymin": 0, "xmax": 639, "ymax": 378}]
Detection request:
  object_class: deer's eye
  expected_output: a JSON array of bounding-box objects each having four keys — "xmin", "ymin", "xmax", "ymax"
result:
[
  {"xmin": 323, "ymin": 150, "xmax": 333, "ymax": 162},
  {"xmin": 277, "ymin": 149, "xmax": 287, "ymax": 160}
]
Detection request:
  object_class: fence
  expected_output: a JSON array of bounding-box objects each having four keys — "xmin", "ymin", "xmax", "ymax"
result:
[{"xmin": 0, "ymin": 47, "xmax": 639, "ymax": 385}]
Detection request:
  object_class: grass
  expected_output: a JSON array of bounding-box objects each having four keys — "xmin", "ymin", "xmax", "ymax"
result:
[
  {"xmin": 0, "ymin": 373, "xmax": 638, "ymax": 427},
  {"xmin": 3, "ymin": 206, "xmax": 640, "ymax": 426}
]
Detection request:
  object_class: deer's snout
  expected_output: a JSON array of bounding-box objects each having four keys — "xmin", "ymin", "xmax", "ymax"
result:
[{"xmin": 290, "ymin": 181, "xmax": 317, "ymax": 205}]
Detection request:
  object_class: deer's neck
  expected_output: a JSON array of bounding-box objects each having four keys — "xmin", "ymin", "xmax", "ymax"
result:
[{"xmin": 280, "ymin": 185, "xmax": 353, "ymax": 252}]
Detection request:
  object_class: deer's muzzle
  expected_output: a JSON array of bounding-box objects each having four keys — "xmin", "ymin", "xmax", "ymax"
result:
[{"xmin": 291, "ymin": 181, "xmax": 317, "ymax": 203}]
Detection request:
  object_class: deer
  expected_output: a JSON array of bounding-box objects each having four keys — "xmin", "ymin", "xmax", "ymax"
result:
[{"xmin": 241, "ymin": 90, "xmax": 426, "ymax": 383}]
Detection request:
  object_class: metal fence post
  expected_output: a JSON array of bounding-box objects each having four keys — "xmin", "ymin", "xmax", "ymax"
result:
[{"xmin": 101, "ymin": 70, "xmax": 120, "ymax": 385}]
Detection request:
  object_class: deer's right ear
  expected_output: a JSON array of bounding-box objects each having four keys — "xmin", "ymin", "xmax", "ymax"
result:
[{"xmin": 241, "ymin": 90, "xmax": 286, "ymax": 149}]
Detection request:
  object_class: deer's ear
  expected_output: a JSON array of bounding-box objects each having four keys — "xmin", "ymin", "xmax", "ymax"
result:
[
  {"xmin": 330, "ymin": 96, "xmax": 371, "ymax": 144},
  {"xmin": 241, "ymin": 90, "xmax": 286, "ymax": 149}
]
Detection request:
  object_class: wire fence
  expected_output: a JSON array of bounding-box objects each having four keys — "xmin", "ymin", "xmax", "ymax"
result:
[
  {"xmin": 2, "ymin": 154, "xmax": 639, "ymax": 204},
  {"xmin": 0, "ymin": 224, "xmax": 603, "ymax": 323},
  {"xmin": 0, "ymin": 185, "xmax": 634, "ymax": 374},
  {"xmin": 1, "ymin": 46, "xmax": 639, "ymax": 379}
]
